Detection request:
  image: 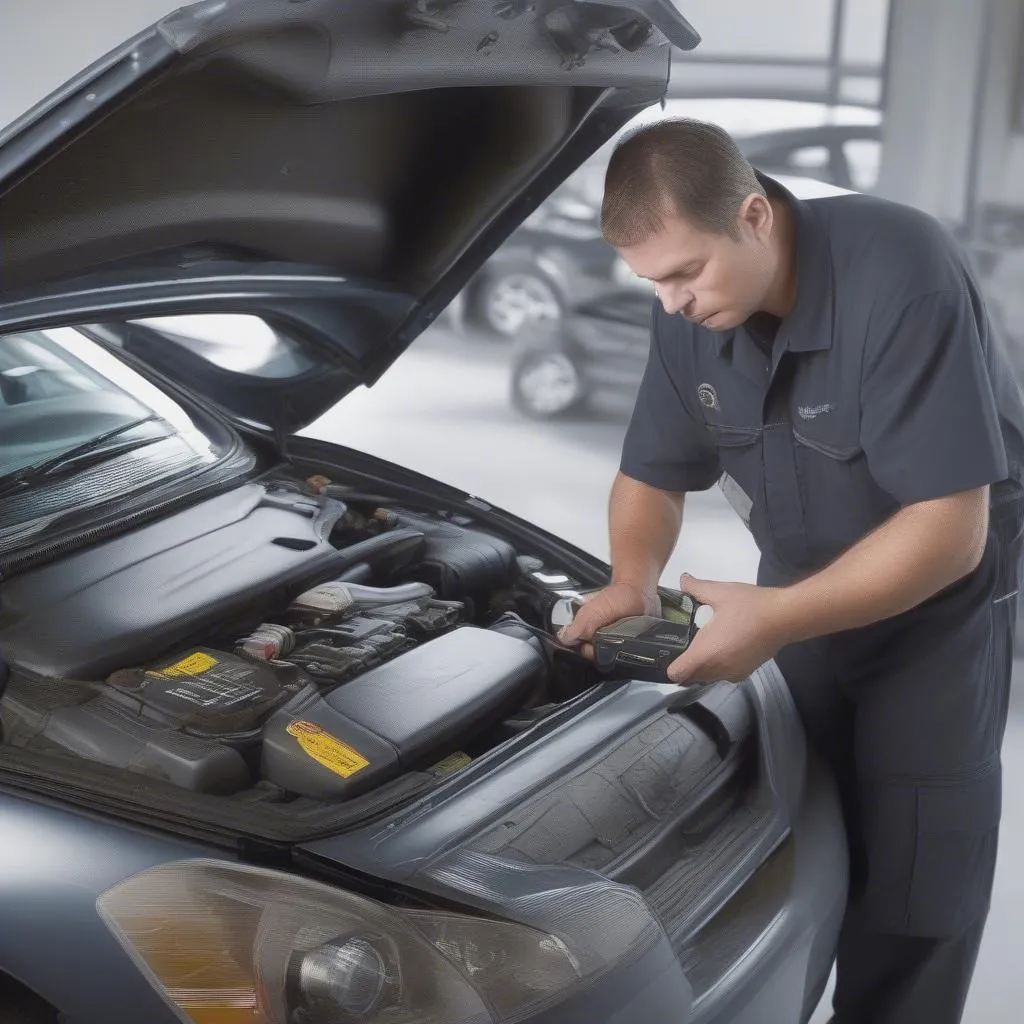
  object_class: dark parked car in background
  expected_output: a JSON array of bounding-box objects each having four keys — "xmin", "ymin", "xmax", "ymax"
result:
[
  {"xmin": 734, "ymin": 122, "xmax": 881, "ymax": 192},
  {"xmin": 0, "ymin": 3, "xmax": 847, "ymax": 1023},
  {"xmin": 452, "ymin": 187, "xmax": 626, "ymax": 338},
  {"xmin": 511, "ymin": 289, "xmax": 653, "ymax": 420}
]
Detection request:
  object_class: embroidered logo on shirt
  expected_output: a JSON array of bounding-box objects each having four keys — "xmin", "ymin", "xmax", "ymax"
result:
[
  {"xmin": 697, "ymin": 383, "xmax": 720, "ymax": 410},
  {"xmin": 797, "ymin": 402, "xmax": 833, "ymax": 420}
]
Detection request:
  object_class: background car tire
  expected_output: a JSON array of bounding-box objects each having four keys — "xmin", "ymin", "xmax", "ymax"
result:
[
  {"xmin": 510, "ymin": 348, "xmax": 587, "ymax": 419},
  {"xmin": 475, "ymin": 270, "xmax": 564, "ymax": 338}
]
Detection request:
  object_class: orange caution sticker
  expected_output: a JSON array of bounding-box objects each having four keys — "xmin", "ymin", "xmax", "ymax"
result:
[{"xmin": 285, "ymin": 720, "xmax": 370, "ymax": 778}]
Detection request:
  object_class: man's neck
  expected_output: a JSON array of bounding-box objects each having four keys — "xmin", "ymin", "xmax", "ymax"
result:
[{"xmin": 760, "ymin": 194, "xmax": 798, "ymax": 319}]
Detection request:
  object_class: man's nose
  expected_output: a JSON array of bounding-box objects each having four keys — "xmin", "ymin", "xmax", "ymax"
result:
[{"xmin": 657, "ymin": 283, "xmax": 691, "ymax": 316}]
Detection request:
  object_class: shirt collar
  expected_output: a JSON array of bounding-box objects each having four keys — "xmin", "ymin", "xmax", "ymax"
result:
[{"xmin": 714, "ymin": 171, "xmax": 835, "ymax": 359}]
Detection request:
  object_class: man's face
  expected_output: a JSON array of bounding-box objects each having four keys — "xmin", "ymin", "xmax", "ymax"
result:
[{"xmin": 615, "ymin": 199, "xmax": 775, "ymax": 331}]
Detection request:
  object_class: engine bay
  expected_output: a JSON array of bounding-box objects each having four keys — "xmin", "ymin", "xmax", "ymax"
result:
[{"xmin": 0, "ymin": 473, "xmax": 601, "ymax": 805}]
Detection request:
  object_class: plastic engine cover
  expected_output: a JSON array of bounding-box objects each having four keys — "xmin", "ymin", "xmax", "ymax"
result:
[
  {"xmin": 0, "ymin": 649, "xmax": 297, "ymax": 793},
  {"xmin": 0, "ymin": 483, "xmax": 357, "ymax": 679},
  {"xmin": 262, "ymin": 626, "xmax": 545, "ymax": 799},
  {"xmin": 106, "ymin": 648, "xmax": 293, "ymax": 736}
]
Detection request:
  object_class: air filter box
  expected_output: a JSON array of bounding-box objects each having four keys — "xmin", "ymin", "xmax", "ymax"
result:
[{"xmin": 261, "ymin": 626, "xmax": 544, "ymax": 799}]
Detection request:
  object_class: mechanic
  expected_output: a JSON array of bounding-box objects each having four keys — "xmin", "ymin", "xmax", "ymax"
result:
[{"xmin": 558, "ymin": 118, "xmax": 1024, "ymax": 1023}]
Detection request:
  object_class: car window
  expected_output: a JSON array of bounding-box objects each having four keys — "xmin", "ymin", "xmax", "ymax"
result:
[
  {"xmin": 844, "ymin": 138, "xmax": 882, "ymax": 192},
  {"xmin": 745, "ymin": 142, "xmax": 836, "ymax": 185}
]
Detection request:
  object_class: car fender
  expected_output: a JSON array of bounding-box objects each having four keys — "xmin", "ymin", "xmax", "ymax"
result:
[{"xmin": 0, "ymin": 792, "xmax": 223, "ymax": 1023}]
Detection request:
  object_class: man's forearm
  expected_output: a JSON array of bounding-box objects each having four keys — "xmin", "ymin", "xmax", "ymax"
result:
[
  {"xmin": 608, "ymin": 472, "xmax": 684, "ymax": 592},
  {"xmin": 772, "ymin": 486, "xmax": 991, "ymax": 645}
]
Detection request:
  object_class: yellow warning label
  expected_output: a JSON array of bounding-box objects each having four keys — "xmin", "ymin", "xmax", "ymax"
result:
[
  {"xmin": 427, "ymin": 751, "xmax": 472, "ymax": 777},
  {"xmin": 286, "ymin": 721, "xmax": 370, "ymax": 778},
  {"xmin": 156, "ymin": 651, "xmax": 218, "ymax": 678}
]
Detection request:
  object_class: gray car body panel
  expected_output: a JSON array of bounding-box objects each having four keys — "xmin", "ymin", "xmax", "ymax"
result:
[
  {"xmin": 298, "ymin": 667, "xmax": 802, "ymax": 883},
  {"xmin": 0, "ymin": 792, "xmax": 216, "ymax": 1023}
]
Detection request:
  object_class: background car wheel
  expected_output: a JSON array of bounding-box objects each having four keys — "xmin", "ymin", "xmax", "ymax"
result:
[
  {"xmin": 477, "ymin": 271, "xmax": 563, "ymax": 337},
  {"xmin": 511, "ymin": 350, "xmax": 587, "ymax": 419}
]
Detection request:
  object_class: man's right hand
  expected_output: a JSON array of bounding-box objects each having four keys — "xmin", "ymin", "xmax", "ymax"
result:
[{"xmin": 557, "ymin": 580, "xmax": 661, "ymax": 660}]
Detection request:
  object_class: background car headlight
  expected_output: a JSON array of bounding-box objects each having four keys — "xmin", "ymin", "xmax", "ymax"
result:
[{"xmin": 96, "ymin": 859, "xmax": 582, "ymax": 1024}]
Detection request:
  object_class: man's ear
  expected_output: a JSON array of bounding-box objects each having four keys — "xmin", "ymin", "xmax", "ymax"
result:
[{"xmin": 737, "ymin": 192, "xmax": 773, "ymax": 240}]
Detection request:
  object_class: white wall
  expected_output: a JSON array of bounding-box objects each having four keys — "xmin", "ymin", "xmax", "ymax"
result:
[
  {"xmin": 840, "ymin": 0, "xmax": 891, "ymax": 65},
  {"xmin": 672, "ymin": 0, "xmax": 834, "ymax": 59},
  {"xmin": 0, "ymin": 0, "xmax": 175, "ymax": 130},
  {"xmin": 975, "ymin": 0, "xmax": 1024, "ymax": 209}
]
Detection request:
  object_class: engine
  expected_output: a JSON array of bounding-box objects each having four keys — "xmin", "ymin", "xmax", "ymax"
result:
[{"xmin": 0, "ymin": 479, "xmax": 594, "ymax": 801}]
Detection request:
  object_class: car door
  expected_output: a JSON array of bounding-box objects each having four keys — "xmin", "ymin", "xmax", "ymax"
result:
[
  {"xmin": 569, "ymin": 291, "xmax": 655, "ymax": 397},
  {"xmin": 749, "ymin": 140, "xmax": 846, "ymax": 188}
]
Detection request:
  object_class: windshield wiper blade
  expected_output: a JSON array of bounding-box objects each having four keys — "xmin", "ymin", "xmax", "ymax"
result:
[{"xmin": 0, "ymin": 414, "xmax": 168, "ymax": 500}]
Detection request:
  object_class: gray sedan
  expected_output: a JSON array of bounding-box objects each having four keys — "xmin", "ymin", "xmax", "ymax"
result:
[{"xmin": 0, "ymin": 3, "xmax": 846, "ymax": 1022}]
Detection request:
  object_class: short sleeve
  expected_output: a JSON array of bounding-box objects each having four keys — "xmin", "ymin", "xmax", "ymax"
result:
[
  {"xmin": 619, "ymin": 309, "xmax": 721, "ymax": 492},
  {"xmin": 860, "ymin": 288, "xmax": 1007, "ymax": 504}
]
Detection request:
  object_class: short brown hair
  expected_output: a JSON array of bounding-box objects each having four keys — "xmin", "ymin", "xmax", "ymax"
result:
[{"xmin": 601, "ymin": 118, "xmax": 766, "ymax": 246}]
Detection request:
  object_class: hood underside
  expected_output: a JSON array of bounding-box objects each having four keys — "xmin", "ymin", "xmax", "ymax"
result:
[{"xmin": 0, "ymin": 1, "xmax": 698, "ymax": 428}]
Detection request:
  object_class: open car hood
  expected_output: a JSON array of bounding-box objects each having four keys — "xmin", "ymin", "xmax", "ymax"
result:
[{"xmin": 0, "ymin": 0, "xmax": 698, "ymax": 434}]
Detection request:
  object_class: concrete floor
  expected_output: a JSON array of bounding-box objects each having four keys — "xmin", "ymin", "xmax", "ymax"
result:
[{"xmin": 303, "ymin": 323, "xmax": 1024, "ymax": 1022}]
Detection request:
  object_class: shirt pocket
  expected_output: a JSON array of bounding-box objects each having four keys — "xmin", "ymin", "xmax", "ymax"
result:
[{"xmin": 791, "ymin": 416, "xmax": 894, "ymax": 567}]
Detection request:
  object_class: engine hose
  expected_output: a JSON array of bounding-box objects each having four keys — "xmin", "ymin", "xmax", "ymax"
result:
[{"xmin": 340, "ymin": 581, "xmax": 434, "ymax": 606}]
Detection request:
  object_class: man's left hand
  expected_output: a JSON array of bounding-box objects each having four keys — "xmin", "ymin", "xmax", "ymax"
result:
[{"xmin": 668, "ymin": 574, "xmax": 792, "ymax": 685}]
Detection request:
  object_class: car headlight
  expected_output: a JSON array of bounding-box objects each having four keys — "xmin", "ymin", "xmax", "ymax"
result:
[
  {"xmin": 289, "ymin": 937, "xmax": 394, "ymax": 1018},
  {"xmin": 96, "ymin": 859, "xmax": 582, "ymax": 1024}
]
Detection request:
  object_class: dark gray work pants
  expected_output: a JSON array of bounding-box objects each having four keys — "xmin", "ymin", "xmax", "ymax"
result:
[{"xmin": 761, "ymin": 496, "xmax": 1024, "ymax": 1024}]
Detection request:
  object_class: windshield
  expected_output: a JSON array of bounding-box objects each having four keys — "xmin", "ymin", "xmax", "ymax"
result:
[
  {"xmin": 0, "ymin": 323, "xmax": 216, "ymax": 479},
  {"xmin": 0, "ymin": 326, "xmax": 231, "ymax": 554},
  {"xmin": 0, "ymin": 327, "xmax": 214, "ymax": 480}
]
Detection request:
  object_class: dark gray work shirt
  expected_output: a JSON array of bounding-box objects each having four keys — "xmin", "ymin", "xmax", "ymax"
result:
[{"xmin": 620, "ymin": 173, "xmax": 1024, "ymax": 579}]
